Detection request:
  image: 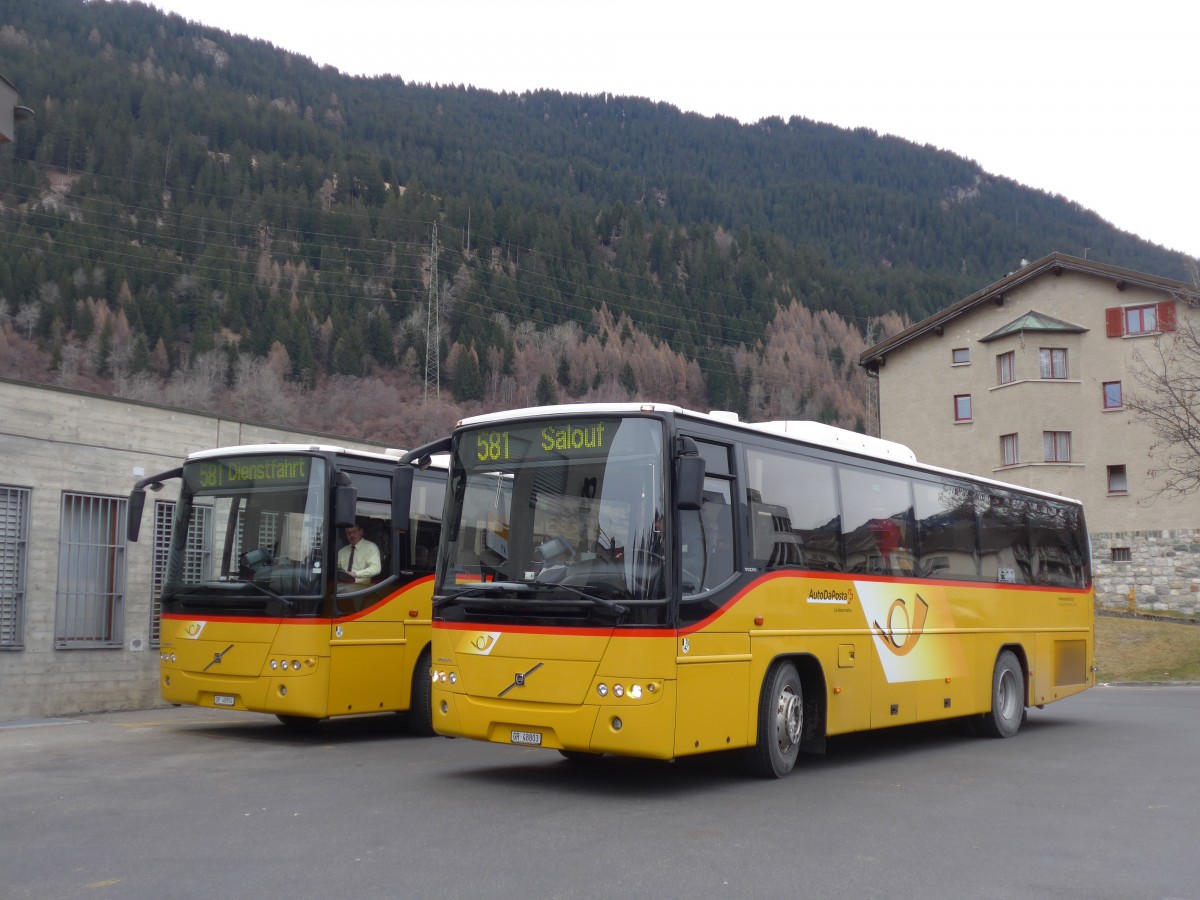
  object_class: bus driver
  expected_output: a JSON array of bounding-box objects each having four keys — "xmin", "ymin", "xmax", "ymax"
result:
[{"xmin": 338, "ymin": 520, "xmax": 381, "ymax": 590}]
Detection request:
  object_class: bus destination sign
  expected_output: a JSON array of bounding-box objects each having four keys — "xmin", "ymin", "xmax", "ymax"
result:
[
  {"xmin": 191, "ymin": 456, "xmax": 310, "ymax": 491},
  {"xmin": 472, "ymin": 421, "xmax": 609, "ymax": 465}
]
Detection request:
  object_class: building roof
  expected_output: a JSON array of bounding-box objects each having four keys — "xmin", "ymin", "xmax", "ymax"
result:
[
  {"xmin": 859, "ymin": 252, "xmax": 1199, "ymax": 370},
  {"xmin": 978, "ymin": 309, "xmax": 1087, "ymax": 343}
]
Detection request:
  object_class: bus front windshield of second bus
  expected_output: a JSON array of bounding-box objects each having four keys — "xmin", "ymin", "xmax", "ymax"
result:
[{"xmin": 442, "ymin": 416, "xmax": 667, "ymax": 604}]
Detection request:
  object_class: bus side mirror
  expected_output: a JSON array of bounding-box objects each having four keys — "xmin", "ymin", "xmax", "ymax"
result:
[
  {"xmin": 126, "ymin": 467, "xmax": 180, "ymax": 542},
  {"xmin": 392, "ymin": 466, "xmax": 415, "ymax": 531},
  {"xmin": 334, "ymin": 481, "xmax": 358, "ymax": 529},
  {"xmin": 676, "ymin": 456, "xmax": 705, "ymax": 511},
  {"xmin": 127, "ymin": 490, "xmax": 146, "ymax": 542}
]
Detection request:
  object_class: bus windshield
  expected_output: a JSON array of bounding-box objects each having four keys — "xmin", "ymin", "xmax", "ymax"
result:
[
  {"xmin": 438, "ymin": 416, "xmax": 667, "ymax": 619},
  {"xmin": 163, "ymin": 454, "xmax": 327, "ymax": 614}
]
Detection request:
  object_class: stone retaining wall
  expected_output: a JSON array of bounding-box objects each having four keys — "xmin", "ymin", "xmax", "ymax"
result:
[{"xmin": 1091, "ymin": 529, "xmax": 1200, "ymax": 616}]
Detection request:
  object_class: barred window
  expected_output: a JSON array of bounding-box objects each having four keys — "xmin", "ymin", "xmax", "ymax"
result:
[
  {"xmin": 55, "ymin": 492, "xmax": 127, "ymax": 648},
  {"xmin": 0, "ymin": 485, "xmax": 31, "ymax": 649},
  {"xmin": 150, "ymin": 500, "xmax": 213, "ymax": 647}
]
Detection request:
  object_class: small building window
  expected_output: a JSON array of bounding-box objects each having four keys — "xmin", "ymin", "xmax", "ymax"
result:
[
  {"xmin": 1043, "ymin": 431, "xmax": 1071, "ymax": 463},
  {"xmin": 954, "ymin": 394, "xmax": 972, "ymax": 422},
  {"xmin": 1107, "ymin": 302, "xmax": 1176, "ymax": 338},
  {"xmin": 952, "ymin": 348, "xmax": 970, "ymax": 365},
  {"xmin": 1039, "ymin": 347, "xmax": 1068, "ymax": 379},
  {"xmin": 1126, "ymin": 305, "xmax": 1157, "ymax": 335},
  {"xmin": 1001, "ymin": 433, "xmax": 1019, "ymax": 467},
  {"xmin": 1103, "ymin": 381, "xmax": 1123, "ymax": 409},
  {"xmin": 997, "ymin": 351, "xmax": 1016, "ymax": 385},
  {"xmin": 1107, "ymin": 465, "xmax": 1128, "ymax": 493},
  {"xmin": 1111, "ymin": 547, "xmax": 1131, "ymax": 562}
]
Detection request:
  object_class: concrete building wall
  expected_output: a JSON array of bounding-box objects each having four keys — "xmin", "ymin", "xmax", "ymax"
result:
[{"xmin": 0, "ymin": 378, "xmax": 393, "ymax": 721}]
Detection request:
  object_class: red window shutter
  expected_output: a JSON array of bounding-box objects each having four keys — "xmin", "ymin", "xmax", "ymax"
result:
[
  {"xmin": 1158, "ymin": 301, "xmax": 1176, "ymax": 332},
  {"xmin": 1105, "ymin": 307, "xmax": 1125, "ymax": 337}
]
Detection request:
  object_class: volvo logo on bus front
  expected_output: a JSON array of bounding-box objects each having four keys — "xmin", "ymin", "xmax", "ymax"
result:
[
  {"xmin": 203, "ymin": 644, "xmax": 234, "ymax": 672},
  {"xmin": 498, "ymin": 662, "xmax": 544, "ymax": 697}
]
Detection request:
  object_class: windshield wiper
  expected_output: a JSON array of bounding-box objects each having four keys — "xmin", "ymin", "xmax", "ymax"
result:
[
  {"xmin": 448, "ymin": 581, "xmax": 529, "ymax": 599},
  {"xmin": 224, "ymin": 577, "xmax": 296, "ymax": 610},
  {"xmin": 447, "ymin": 580, "xmax": 628, "ymax": 617},
  {"xmin": 533, "ymin": 581, "xmax": 629, "ymax": 615}
]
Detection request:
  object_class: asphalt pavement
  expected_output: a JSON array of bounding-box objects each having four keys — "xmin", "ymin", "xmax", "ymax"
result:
[{"xmin": 2, "ymin": 686, "xmax": 1199, "ymax": 900}]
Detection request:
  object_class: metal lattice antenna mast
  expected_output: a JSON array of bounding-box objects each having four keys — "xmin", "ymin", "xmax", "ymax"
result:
[
  {"xmin": 864, "ymin": 316, "xmax": 880, "ymax": 437},
  {"xmin": 424, "ymin": 222, "xmax": 440, "ymax": 405}
]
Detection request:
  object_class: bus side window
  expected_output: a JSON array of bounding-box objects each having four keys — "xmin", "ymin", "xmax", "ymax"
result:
[
  {"xmin": 913, "ymin": 479, "xmax": 981, "ymax": 580},
  {"xmin": 839, "ymin": 466, "xmax": 915, "ymax": 577},
  {"xmin": 744, "ymin": 447, "xmax": 840, "ymax": 572}
]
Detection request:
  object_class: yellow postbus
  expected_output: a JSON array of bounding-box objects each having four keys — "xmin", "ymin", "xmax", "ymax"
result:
[
  {"xmin": 398, "ymin": 403, "xmax": 1093, "ymax": 777},
  {"xmin": 128, "ymin": 444, "xmax": 445, "ymax": 730}
]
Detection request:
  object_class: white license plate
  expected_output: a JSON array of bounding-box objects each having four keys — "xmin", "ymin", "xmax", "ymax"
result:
[
  {"xmin": 511, "ymin": 730, "xmax": 542, "ymax": 746},
  {"xmin": 213, "ymin": 695, "xmax": 236, "ymax": 707}
]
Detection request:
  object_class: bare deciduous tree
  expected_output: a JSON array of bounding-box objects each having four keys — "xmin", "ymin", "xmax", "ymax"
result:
[
  {"xmin": 1127, "ymin": 315, "xmax": 1200, "ymax": 498},
  {"xmin": 15, "ymin": 303, "xmax": 39, "ymax": 340}
]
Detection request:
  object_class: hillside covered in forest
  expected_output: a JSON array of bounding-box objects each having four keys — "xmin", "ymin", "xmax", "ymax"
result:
[{"xmin": 0, "ymin": 0, "xmax": 1191, "ymax": 443}]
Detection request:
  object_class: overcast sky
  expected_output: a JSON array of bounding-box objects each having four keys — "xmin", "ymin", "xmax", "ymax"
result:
[{"xmin": 142, "ymin": 0, "xmax": 1198, "ymax": 262}]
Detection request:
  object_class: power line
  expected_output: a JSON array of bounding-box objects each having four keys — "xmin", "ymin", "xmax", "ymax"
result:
[{"xmin": 424, "ymin": 222, "xmax": 439, "ymax": 405}]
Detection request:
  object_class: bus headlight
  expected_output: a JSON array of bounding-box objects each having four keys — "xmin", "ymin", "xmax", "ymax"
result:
[
  {"xmin": 613, "ymin": 684, "xmax": 625, "ymax": 698},
  {"xmin": 597, "ymin": 683, "xmax": 608, "ymax": 697}
]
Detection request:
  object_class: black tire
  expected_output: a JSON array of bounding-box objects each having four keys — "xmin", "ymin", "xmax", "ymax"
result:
[
  {"xmin": 275, "ymin": 714, "xmax": 321, "ymax": 729},
  {"xmin": 976, "ymin": 650, "xmax": 1025, "ymax": 738},
  {"xmin": 406, "ymin": 645, "xmax": 434, "ymax": 736},
  {"xmin": 746, "ymin": 661, "xmax": 803, "ymax": 778},
  {"xmin": 558, "ymin": 750, "xmax": 602, "ymax": 762}
]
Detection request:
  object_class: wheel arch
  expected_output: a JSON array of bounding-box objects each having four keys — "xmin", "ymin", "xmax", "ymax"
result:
[
  {"xmin": 754, "ymin": 652, "xmax": 828, "ymax": 753},
  {"xmin": 996, "ymin": 642, "xmax": 1030, "ymax": 705}
]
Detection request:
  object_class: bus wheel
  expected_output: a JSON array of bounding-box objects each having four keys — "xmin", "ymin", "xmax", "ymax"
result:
[
  {"xmin": 747, "ymin": 661, "xmax": 803, "ymax": 778},
  {"xmin": 275, "ymin": 715, "xmax": 321, "ymax": 729},
  {"xmin": 407, "ymin": 646, "xmax": 435, "ymax": 736},
  {"xmin": 558, "ymin": 750, "xmax": 602, "ymax": 762},
  {"xmin": 976, "ymin": 650, "xmax": 1025, "ymax": 738}
]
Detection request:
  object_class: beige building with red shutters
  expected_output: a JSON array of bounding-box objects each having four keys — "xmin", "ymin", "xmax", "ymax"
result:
[{"xmin": 861, "ymin": 252, "xmax": 1200, "ymax": 614}]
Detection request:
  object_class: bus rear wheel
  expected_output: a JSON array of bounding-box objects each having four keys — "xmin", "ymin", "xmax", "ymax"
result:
[
  {"xmin": 975, "ymin": 650, "xmax": 1025, "ymax": 738},
  {"xmin": 747, "ymin": 660, "xmax": 803, "ymax": 778}
]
